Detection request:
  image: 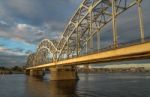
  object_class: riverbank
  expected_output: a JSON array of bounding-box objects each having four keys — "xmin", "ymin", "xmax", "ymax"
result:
[
  {"xmin": 0, "ymin": 66, "xmax": 24, "ymax": 74},
  {"xmin": 0, "ymin": 70, "xmax": 24, "ymax": 74},
  {"xmin": 78, "ymin": 67, "xmax": 150, "ymax": 73},
  {"xmin": 0, "ymin": 70, "xmax": 12, "ymax": 74},
  {"xmin": 1, "ymin": 67, "xmax": 150, "ymax": 74}
]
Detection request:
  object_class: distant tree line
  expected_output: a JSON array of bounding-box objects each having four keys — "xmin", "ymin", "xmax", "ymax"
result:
[
  {"xmin": 0, "ymin": 66, "xmax": 10, "ymax": 70},
  {"xmin": 0, "ymin": 66, "xmax": 24, "ymax": 73}
]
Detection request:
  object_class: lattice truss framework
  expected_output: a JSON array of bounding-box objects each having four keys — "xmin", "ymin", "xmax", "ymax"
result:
[
  {"xmin": 26, "ymin": 0, "xmax": 144, "ymax": 67},
  {"xmin": 26, "ymin": 39, "xmax": 58, "ymax": 66},
  {"xmin": 56, "ymin": 0, "xmax": 144, "ymax": 60}
]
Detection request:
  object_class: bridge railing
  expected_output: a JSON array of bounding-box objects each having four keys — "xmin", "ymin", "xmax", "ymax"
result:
[
  {"xmin": 27, "ymin": 36, "xmax": 150, "ymax": 67},
  {"xmin": 59, "ymin": 36, "xmax": 150, "ymax": 61}
]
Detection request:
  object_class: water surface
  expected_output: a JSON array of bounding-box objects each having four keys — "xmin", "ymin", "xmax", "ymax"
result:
[{"xmin": 0, "ymin": 73, "xmax": 150, "ymax": 97}]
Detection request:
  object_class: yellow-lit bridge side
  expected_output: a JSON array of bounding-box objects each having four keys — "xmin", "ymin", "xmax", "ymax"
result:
[{"xmin": 26, "ymin": 42, "xmax": 150, "ymax": 70}]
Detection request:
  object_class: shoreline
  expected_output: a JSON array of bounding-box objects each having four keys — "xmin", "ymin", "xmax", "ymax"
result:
[
  {"xmin": 78, "ymin": 67, "xmax": 150, "ymax": 73},
  {"xmin": 0, "ymin": 71, "xmax": 24, "ymax": 74},
  {"xmin": 1, "ymin": 67, "xmax": 150, "ymax": 75}
]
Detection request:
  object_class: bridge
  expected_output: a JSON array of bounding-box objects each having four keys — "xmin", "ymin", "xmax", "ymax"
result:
[{"xmin": 25, "ymin": 0, "xmax": 150, "ymax": 80}]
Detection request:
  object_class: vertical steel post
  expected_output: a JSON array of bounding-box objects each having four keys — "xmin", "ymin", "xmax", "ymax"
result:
[
  {"xmin": 84, "ymin": 7, "xmax": 94, "ymax": 69},
  {"xmin": 137, "ymin": 0, "xmax": 144, "ymax": 42},
  {"xmin": 90, "ymin": 35, "xmax": 93, "ymax": 50},
  {"xmin": 52, "ymin": 53, "xmax": 54, "ymax": 62},
  {"xmin": 97, "ymin": 32, "xmax": 100, "ymax": 51},
  {"xmin": 67, "ymin": 39, "xmax": 69, "ymax": 58},
  {"xmin": 112, "ymin": 0, "xmax": 118, "ymax": 47},
  {"xmin": 85, "ymin": 41, "xmax": 89, "ymax": 69},
  {"xmin": 35, "ymin": 55, "xmax": 37, "ymax": 66},
  {"xmin": 33, "ymin": 56, "xmax": 35, "ymax": 66},
  {"xmin": 90, "ymin": 10, "xmax": 93, "ymax": 50},
  {"xmin": 55, "ymin": 52, "xmax": 57, "ymax": 62},
  {"xmin": 51, "ymin": 54, "xmax": 53, "ymax": 63},
  {"xmin": 76, "ymin": 29, "xmax": 79, "ymax": 56},
  {"xmin": 86, "ymin": 42, "xmax": 88, "ymax": 53}
]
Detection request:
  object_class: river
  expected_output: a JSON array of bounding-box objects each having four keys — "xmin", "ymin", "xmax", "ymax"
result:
[{"xmin": 0, "ymin": 73, "xmax": 150, "ymax": 97}]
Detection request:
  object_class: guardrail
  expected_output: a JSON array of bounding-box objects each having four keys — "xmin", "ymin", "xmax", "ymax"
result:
[
  {"xmin": 59, "ymin": 36, "xmax": 150, "ymax": 61},
  {"xmin": 26, "ymin": 36, "xmax": 150, "ymax": 68}
]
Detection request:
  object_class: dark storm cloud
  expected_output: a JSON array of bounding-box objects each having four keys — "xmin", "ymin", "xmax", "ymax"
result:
[
  {"xmin": 0, "ymin": 0, "xmax": 81, "ymax": 26},
  {"xmin": 0, "ymin": 47, "xmax": 27, "ymax": 66},
  {"xmin": 0, "ymin": 53, "xmax": 26, "ymax": 67},
  {"xmin": 0, "ymin": 0, "xmax": 82, "ymax": 44},
  {"xmin": 0, "ymin": 0, "xmax": 82, "ymax": 66}
]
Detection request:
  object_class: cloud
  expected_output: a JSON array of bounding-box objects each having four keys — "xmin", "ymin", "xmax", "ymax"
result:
[
  {"xmin": 0, "ymin": 46, "xmax": 27, "ymax": 56},
  {"xmin": 0, "ymin": 46, "xmax": 27, "ymax": 66},
  {"xmin": 0, "ymin": 0, "xmax": 82, "ymax": 66},
  {"xmin": 0, "ymin": 20, "xmax": 8, "ymax": 25},
  {"xmin": 0, "ymin": 0, "xmax": 82, "ymax": 25},
  {"xmin": 0, "ymin": 0, "xmax": 82, "ymax": 43},
  {"xmin": 0, "ymin": 53, "xmax": 27, "ymax": 67}
]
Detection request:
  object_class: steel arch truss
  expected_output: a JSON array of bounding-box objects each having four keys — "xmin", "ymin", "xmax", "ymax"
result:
[
  {"xmin": 26, "ymin": 47, "xmax": 54, "ymax": 67},
  {"xmin": 56, "ymin": 0, "xmax": 144, "ymax": 61},
  {"xmin": 38, "ymin": 39, "xmax": 58, "ymax": 53},
  {"xmin": 26, "ymin": 0, "xmax": 144, "ymax": 67},
  {"xmin": 26, "ymin": 53, "xmax": 36, "ymax": 67},
  {"xmin": 35, "ymin": 47, "xmax": 52, "ymax": 65}
]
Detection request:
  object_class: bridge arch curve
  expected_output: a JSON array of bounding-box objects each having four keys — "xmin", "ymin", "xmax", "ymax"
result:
[
  {"xmin": 26, "ymin": 53, "xmax": 36, "ymax": 67},
  {"xmin": 38, "ymin": 39, "xmax": 58, "ymax": 54},
  {"xmin": 35, "ymin": 46, "xmax": 53, "ymax": 65}
]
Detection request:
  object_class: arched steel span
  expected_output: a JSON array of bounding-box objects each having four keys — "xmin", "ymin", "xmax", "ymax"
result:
[
  {"xmin": 35, "ymin": 47, "xmax": 53, "ymax": 66},
  {"xmin": 26, "ymin": 53, "xmax": 36, "ymax": 67},
  {"xmin": 26, "ymin": 0, "xmax": 145, "ymax": 68},
  {"xmin": 37, "ymin": 39, "xmax": 59, "ymax": 61},
  {"xmin": 38, "ymin": 39, "xmax": 58, "ymax": 53},
  {"xmin": 56, "ymin": 0, "xmax": 144, "ymax": 61},
  {"xmin": 38, "ymin": 39, "xmax": 74, "ymax": 60}
]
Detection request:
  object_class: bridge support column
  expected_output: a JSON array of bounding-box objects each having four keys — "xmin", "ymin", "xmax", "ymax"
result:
[
  {"xmin": 29, "ymin": 69, "xmax": 45, "ymax": 77},
  {"xmin": 49, "ymin": 66, "xmax": 78, "ymax": 81},
  {"xmin": 25, "ymin": 69, "xmax": 31, "ymax": 75}
]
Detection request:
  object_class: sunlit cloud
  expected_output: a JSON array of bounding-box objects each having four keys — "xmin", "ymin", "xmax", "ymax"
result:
[{"xmin": 0, "ymin": 47, "xmax": 26, "ymax": 56}]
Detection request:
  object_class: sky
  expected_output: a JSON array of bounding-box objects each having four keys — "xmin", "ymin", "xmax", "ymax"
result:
[
  {"xmin": 0, "ymin": 0, "xmax": 82, "ymax": 67},
  {"xmin": 0, "ymin": 0, "xmax": 149, "ymax": 67}
]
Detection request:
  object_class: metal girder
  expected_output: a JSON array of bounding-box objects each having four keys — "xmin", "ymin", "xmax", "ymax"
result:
[
  {"xmin": 35, "ymin": 47, "xmax": 52, "ymax": 65},
  {"xmin": 38, "ymin": 39, "xmax": 58, "ymax": 53},
  {"xmin": 26, "ymin": 53, "xmax": 36, "ymax": 67},
  {"xmin": 26, "ymin": 0, "xmax": 145, "ymax": 67},
  {"xmin": 26, "ymin": 47, "xmax": 53, "ymax": 67},
  {"xmin": 56, "ymin": 0, "xmax": 143, "ymax": 61}
]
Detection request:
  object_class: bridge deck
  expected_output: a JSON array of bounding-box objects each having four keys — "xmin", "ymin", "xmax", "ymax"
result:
[{"xmin": 26, "ymin": 42, "xmax": 150, "ymax": 70}]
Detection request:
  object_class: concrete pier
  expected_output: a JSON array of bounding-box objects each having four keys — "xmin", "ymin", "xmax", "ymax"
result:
[
  {"xmin": 49, "ymin": 66, "xmax": 78, "ymax": 81},
  {"xmin": 26, "ymin": 69, "xmax": 44, "ymax": 77}
]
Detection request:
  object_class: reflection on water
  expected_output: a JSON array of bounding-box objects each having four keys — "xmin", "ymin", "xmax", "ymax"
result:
[
  {"xmin": 26, "ymin": 76, "xmax": 79, "ymax": 97},
  {"xmin": 0, "ymin": 73, "xmax": 150, "ymax": 97}
]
